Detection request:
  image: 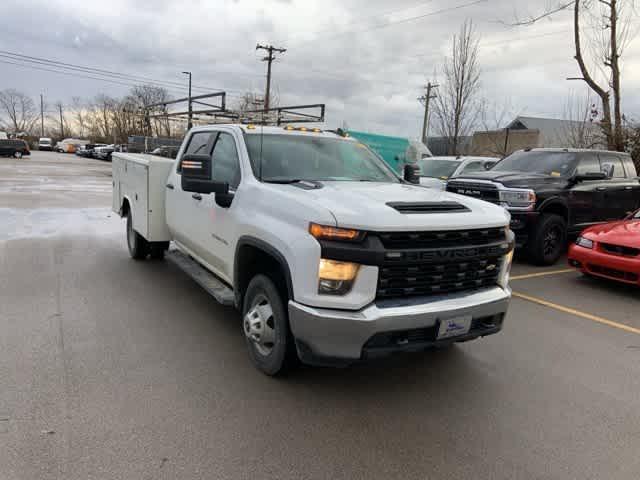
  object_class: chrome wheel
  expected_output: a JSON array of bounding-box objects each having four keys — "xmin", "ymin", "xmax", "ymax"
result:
[{"xmin": 244, "ymin": 294, "xmax": 276, "ymax": 357}]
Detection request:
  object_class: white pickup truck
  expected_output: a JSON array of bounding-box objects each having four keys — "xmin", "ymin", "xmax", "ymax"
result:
[{"xmin": 112, "ymin": 125, "xmax": 514, "ymax": 375}]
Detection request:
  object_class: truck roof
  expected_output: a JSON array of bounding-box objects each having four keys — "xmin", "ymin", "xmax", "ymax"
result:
[
  {"xmin": 188, "ymin": 124, "xmax": 349, "ymax": 140},
  {"xmin": 521, "ymin": 147, "xmax": 631, "ymax": 156}
]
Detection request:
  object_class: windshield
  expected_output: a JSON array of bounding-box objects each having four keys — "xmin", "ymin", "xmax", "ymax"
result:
[
  {"xmin": 244, "ymin": 134, "xmax": 399, "ymax": 183},
  {"xmin": 417, "ymin": 159, "xmax": 461, "ymax": 179},
  {"xmin": 493, "ymin": 151, "xmax": 577, "ymax": 176}
]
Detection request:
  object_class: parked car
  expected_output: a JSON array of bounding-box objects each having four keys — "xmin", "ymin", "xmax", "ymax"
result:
[
  {"xmin": 0, "ymin": 139, "xmax": 30, "ymax": 158},
  {"xmin": 56, "ymin": 138, "xmax": 90, "ymax": 153},
  {"xmin": 94, "ymin": 144, "xmax": 115, "ymax": 161},
  {"xmin": 418, "ymin": 156, "xmax": 499, "ymax": 189},
  {"xmin": 447, "ymin": 148, "xmax": 640, "ymax": 265},
  {"xmin": 150, "ymin": 145, "xmax": 180, "ymax": 159},
  {"xmin": 38, "ymin": 137, "xmax": 54, "ymax": 151},
  {"xmin": 568, "ymin": 209, "xmax": 640, "ymax": 286},
  {"xmin": 112, "ymin": 124, "xmax": 514, "ymax": 375}
]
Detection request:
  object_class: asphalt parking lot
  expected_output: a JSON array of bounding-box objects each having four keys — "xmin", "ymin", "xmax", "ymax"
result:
[{"xmin": 2, "ymin": 151, "xmax": 640, "ymax": 480}]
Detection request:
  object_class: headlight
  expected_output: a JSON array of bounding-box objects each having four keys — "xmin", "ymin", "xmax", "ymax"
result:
[
  {"xmin": 318, "ymin": 259, "xmax": 360, "ymax": 295},
  {"xmin": 498, "ymin": 249, "xmax": 514, "ymax": 288},
  {"xmin": 576, "ymin": 236, "xmax": 594, "ymax": 249},
  {"xmin": 499, "ymin": 189, "xmax": 536, "ymax": 209}
]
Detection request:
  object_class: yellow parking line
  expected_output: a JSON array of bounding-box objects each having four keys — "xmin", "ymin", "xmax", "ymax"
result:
[
  {"xmin": 510, "ymin": 269, "xmax": 574, "ymax": 281},
  {"xmin": 512, "ymin": 291, "xmax": 640, "ymax": 335}
]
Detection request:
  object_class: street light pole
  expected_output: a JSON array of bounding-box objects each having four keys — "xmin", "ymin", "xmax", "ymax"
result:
[{"xmin": 182, "ymin": 71, "xmax": 192, "ymax": 130}]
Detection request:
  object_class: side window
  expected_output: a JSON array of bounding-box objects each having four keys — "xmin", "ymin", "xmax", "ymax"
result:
[
  {"xmin": 575, "ymin": 153, "xmax": 601, "ymax": 175},
  {"xmin": 211, "ymin": 133, "xmax": 241, "ymax": 189},
  {"xmin": 178, "ymin": 131, "xmax": 216, "ymax": 173},
  {"xmin": 460, "ymin": 161, "xmax": 484, "ymax": 174},
  {"xmin": 622, "ymin": 157, "xmax": 637, "ymax": 178},
  {"xmin": 599, "ymin": 154, "xmax": 626, "ymax": 178}
]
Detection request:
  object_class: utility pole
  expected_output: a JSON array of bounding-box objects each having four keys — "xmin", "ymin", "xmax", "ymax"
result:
[
  {"xmin": 40, "ymin": 94, "xmax": 44, "ymax": 137},
  {"xmin": 58, "ymin": 103, "xmax": 64, "ymax": 138},
  {"xmin": 256, "ymin": 44, "xmax": 286, "ymax": 110},
  {"xmin": 418, "ymin": 82, "xmax": 438, "ymax": 145},
  {"xmin": 182, "ymin": 71, "xmax": 192, "ymax": 130}
]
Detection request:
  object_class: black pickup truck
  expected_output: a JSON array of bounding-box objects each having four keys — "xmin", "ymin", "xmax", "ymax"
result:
[{"xmin": 447, "ymin": 148, "xmax": 640, "ymax": 265}]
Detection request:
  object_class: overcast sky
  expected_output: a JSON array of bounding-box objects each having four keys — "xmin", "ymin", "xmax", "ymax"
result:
[{"xmin": 1, "ymin": 0, "xmax": 639, "ymax": 137}]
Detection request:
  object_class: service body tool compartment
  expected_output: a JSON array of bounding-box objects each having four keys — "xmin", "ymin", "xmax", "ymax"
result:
[{"xmin": 112, "ymin": 153, "xmax": 174, "ymax": 241}]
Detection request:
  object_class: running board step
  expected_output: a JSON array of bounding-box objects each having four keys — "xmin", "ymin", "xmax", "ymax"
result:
[{"xmin": 166, "ymin": 249, "xmax": 235, "ymax": 306}]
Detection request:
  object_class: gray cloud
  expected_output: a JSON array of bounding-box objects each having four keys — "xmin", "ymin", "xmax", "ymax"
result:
[{"xmin": 1, "ymin": 0, "xmax": 638, "ymax": 137}]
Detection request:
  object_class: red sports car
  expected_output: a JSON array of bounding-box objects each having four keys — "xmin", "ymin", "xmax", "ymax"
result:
[{"xmin": 568, "ymin": 209, "xmax": 640, "ymax": 285}]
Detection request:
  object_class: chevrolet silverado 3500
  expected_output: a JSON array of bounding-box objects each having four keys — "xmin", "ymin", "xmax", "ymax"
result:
[{"xmin": 112, "ymin": 125, "xmax": 514, "ymax": 375}]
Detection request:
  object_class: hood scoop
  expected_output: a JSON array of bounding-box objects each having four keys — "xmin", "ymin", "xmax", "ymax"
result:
[{"xmin": 386, "ymin": 201, "xmax": 470, "ymax": 214}]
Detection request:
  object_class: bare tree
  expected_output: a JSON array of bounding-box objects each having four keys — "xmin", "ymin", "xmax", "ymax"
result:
[
  {"xmin": 432, "ymin": 20, "xmax": 482, "ymax": 155},
  {"xmin": 562, "ymin": 90, "xmax": 603, "ymax": 148},
  {"xmin": 130, "ymin": 85, "xmax": 172, "ymax": 137},
  {"xmin": 0, "ymin": 89, "xmax": 38, "ymax": 134},
  {"xmin": 511, "ymin": 0, "xmax": 636, "ymax": 151},
  {"xmin": 236, "ymin": 92, "xmax": 265, "ymax": 113},
  {"xmin": 71, "ymin": 97, "xmax": 89, "ymax": 138}
]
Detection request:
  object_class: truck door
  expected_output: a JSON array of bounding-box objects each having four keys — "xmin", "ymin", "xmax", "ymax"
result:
[
  {"xmin": 598, "ymin": 153, "xmax": 632, "ymax": 220},
  {"xmin": 570, "ymin": 152, "xmax": 607, "ymax": 227},
  {"xmin": 166, "ymin": 130, "xmax": 217, "ymax": 255},
  {"xmin": 197, "ymin": 131, "xmax": 242, "ymax": 281}
]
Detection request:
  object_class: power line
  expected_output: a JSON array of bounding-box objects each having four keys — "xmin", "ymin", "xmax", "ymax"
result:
[
  {"xmin": 0, "ymin": 58, "xmax": 183, "ymax": 93},
  {"xmin": 289, "ymin": 0, "xmax": 487, "ymax": 47},
  {"xmin": 284, "ymin": 0, "xmax": 436, "ymax": 44},
  {"xmin": 0, "ymin": 50, "xmax": 247, "ymax": 95}
]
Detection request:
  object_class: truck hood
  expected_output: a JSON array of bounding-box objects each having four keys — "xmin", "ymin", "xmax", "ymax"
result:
[
  {"xmin": 453, "ymin": 171, "xmax": 569, "ymax": 189},
  {"xmin": 279, "ymin": 181, "xmax": 510, "ymax": 231},
  {"xmin": 582, "ymin": 220, "xmax": 640, "ymax": 249},
  {"xmin": 419, "ymin": 177, "xmax": 446, "ymax": 190}
]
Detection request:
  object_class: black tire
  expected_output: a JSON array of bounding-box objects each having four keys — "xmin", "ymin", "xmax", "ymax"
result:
[
  {"xmin": 149, "ymin": 241, "xmax": 169, "ymax": 260},
  {"xmin": 528, "ymin": 214, "xmax": 567, "ymax": 265},
  {"xmin": 242, "ymin": 274, "xmax": 297, "ymax": 376},
  {"xmin": 14, "ymin": 151, "xmax": 23, "ymax": 159},
  {"xmin": 126, "ymin": 210, "xmax": 149, "ymax": 260}
]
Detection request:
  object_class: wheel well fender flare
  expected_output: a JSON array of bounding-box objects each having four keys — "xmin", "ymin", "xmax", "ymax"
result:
[
  {"xmin": 120, "ymin": 196, "xmax": 132, "ymax": 217},
  {"xmin": 234, "ymin": 236, "xmax": 294, "ymax": 307},
  {"xmin": 538, "ymin": 197, "xmax": 569, "ymax": 221}
]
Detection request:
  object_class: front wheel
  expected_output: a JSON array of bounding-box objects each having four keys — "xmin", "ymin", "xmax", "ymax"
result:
[
  {"xmin": 242, "ymin": 274, "xmax": 297, "ymax": 376},
  {"xmin": 126, "ymin": 210, "xmax": 149, "ymax": 260},
  {"xmin": 528, "ymin": 214, "xmax": 567, "ymax": 265}
]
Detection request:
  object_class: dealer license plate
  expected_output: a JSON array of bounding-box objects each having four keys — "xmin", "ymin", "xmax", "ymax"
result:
[{"xmin": 437, "ymin": 316, "xmax": 472, "ymax": 340}]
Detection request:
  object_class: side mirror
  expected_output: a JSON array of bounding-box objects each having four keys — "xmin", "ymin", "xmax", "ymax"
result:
[
  {"xmin": 181, "ymin": 154, "xmax": 229, "ymax": 195},
  {"xmin": 404, "ymin": 163, "xmax": 420, "ymax": 184},
  {"xmin": 601, "ymin": 163, "xmax": 614, "ymax": 179}
]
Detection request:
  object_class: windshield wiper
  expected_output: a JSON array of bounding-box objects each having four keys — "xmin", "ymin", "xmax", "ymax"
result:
[{"xmin": 263, "ymin": 178, "xmax": 303, "ymax": 184}]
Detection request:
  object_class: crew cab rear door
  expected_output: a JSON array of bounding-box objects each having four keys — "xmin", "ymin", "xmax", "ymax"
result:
[
  {"xmin": 570, "ymin": 152, "xmax": 608, "ymax": 227},
  {"xmin": 598, "ymin": 152, "xmax": 636, "ymax": 220}
]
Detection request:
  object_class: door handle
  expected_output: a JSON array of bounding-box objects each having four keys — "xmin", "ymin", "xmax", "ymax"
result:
[
  {"xmin": 625, "ymin": 186, "xmax": 633, "ymax": 190},
  {"xmin": 596, "ymin": 187, "xmax": 607, "ymax": 191},
  {"xmin": 192, "ymin": 193, "xmax": 202, "ymax": 201},
  {"xmin": 166, "ymin": 183, "xmax": 174, "ymax": 190}
]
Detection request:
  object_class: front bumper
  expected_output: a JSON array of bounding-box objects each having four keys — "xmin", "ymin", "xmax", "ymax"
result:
[
  {"xmin": 509, "ymin": 211, "xmax": 539, "ymax": 248},
  {"xmin": 568, "ymin": 244, "xmax": 640, "ymax": 285},
  {"xmin": 289, "ymin": 286, "xmax": 511, "ymax": 366}
]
